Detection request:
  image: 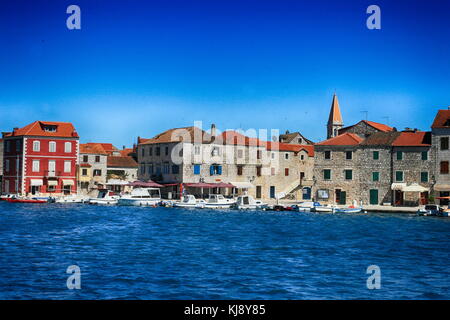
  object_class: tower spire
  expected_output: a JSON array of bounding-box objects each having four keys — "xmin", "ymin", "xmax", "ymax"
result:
[{"xmin": 327, "ymin": 93, "xmax": 344, "ymax": 138}]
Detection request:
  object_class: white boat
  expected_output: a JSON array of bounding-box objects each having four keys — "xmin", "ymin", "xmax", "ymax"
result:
[
  {"xmin": 417, "ymin": 204, "xmax": 442, "ymax": 216},
  {"xmin": 89, "ymin": 190, "xmax": 119, "ymax": 205},
  {"xmin": 173, "ymin": 195, "xmax": 206, "ymax": 208},
  {"xmin": 233, "ymin": 195, "xmax": 267, "ymax": 210},
  {"xmin": 313, "ymin": 205, "xmax": 337, "ymax": 213},
  {"xmin": 296, "ymin": 201, "xmax": 323, "ymax": 212},
  {"xmin": 55, "ymin": 195, "xmax": 89, "ymax": 203},
  {"xmin": 118, "ymin": 188, "xmax": 161, "ymax": 206},
  {"xmin": 198, "ymin": 194, "xmax": 236, "ymax": 209},
  {"xmin": 334, "ymin": 207, "xmax": 363, "ymax": 214}
]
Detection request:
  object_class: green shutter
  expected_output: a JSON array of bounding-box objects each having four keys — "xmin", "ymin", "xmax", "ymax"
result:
[
  {"xmin": 369, "ymin": 189, "xmax": 378, "ymax": 205},
  {"xmin": 372, "ymin": 172, "xmax": 379, "ymax": 182},
  {"xmin": 421, "ymin": 172, "xmax": 428, "ymax": 182},
  {"xmin": 324, "ymin": 169, "xmax": 331, "ymax": 180},
  {"xmin": 397, "ymin": 151, "xmax": 403, "ymax": 160},
  {"xmin": 396, "ymin": 171, "xmax": 403, "ymax": 182},
  {"xmin": 345, "ymin": 170, "xmax": 352, "ymax": 180},
  {"xmin": 373, "ymin": 151, "xmax": 379, "ymax": 160},
  {"xmin": 421, "ymin": 151, "xmax": 428, "ymax": 160}
]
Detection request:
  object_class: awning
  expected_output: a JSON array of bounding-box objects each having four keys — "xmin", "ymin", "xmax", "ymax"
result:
[
  {"xmin": 30, "ymin": 179, "xmax": 43, "ymax": 186},
  {"xmin": 391, "ymin": 183, "xmax": 406, "ymax": 191},
  {"xmin": 434, "ymin": 184, "xmax": 450, "ymax": 191},
  {"xmin": 229, "ymin": 181, "xmax": 254, "ymax": 189},
  {"xmin": 184, "ymin": 182, "xmax": 235, "ymax": 188},
  {"xmin": 47, "ymin": 180, "xmax": 58, "ymax": 186},
  {"xmin": 403, "ymin": 183, "xmax": 429, "ymax": 193},
  {"xmin": 62, "ymin": 179, "xmax": 74, "ymax": 186}
]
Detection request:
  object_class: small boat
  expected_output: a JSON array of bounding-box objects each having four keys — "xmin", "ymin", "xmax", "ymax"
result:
[
  {"xmin": 0, "ymin": 194, "xmax": 17, "ymax": 201},
  {"xmin": 417, "ymin": 204, "xmax": 441, "ymax": 216},
  {"xmin": 313, "ymin": 205, "xmax": 337, "ymax": 213},
  {"xmin": 6, "ymin": 197, "xmax": 47, "ymax": 204},
  {"xmin": 233, "ymin": 195, "xmax": 268, "ymax": 210},
  {"xmin": 173, "ymin": 195, "xmax": 206, "ymax": 208},
  {"xmin": 55, "ymin": 195, "xmax": 89, "ymax": 203},
  {"xmin": 334, "ymin": 207, "xmax": 363, "ymax": 214},
  {"xmin": 198, "ymin": 194, "xmax": 236, "ymax": 209},
  {"xmin": 89, "ymin": 190, "xmax": 119, "ymax": 205},
  {"xmin": 296, "ymin": 201, "xmax": 323, "ymax": 212},
  {"xmin": 118, "ymin": 188, "xmax": 161, "ymax": 206}
]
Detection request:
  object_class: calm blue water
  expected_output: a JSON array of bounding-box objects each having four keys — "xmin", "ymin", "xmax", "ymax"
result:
[{"xmin": 0, "ymin": 202, "xmax": 449, "ymax": 300}]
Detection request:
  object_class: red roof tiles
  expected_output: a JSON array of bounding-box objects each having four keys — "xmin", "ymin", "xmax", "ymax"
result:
[
  {"xmin": 316, "ymin": 133, "xmax": 364, "ymax": 146},
  {"xmin": 80, "ymin": 143, "xmax": 109, "ymax": 155},
  {"xmin": 4, "ymin": 121, "xmax": 78, "ymax": 138},
  {"xmin": 107, "ymin": 156, "xmax": 138, "ymax": 168},
  {"xmin": 431, "ymin": 109, "xmax": 450, "ymax": 129},
  {"xmin": 363, "ymin": 120, "xmax": 394, "ymax": 132},
  {"xmin": 392, "ymin": 131, "xmax": 431, "ymax": 147}
]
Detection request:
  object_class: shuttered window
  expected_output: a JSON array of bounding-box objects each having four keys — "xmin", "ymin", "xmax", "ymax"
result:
[
  {"xmin": 440, "ymin": 161, "xmax": 449, "ymax": 174},
  {"xmin": 323, "ymin": 169, "xmax": 331, "ymax": 180}
]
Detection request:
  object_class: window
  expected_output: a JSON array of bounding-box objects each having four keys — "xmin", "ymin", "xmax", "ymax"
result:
[
  {"xmin": 285, "ymin": 153, "xmax": 289, "ymax": 160},
  {"xmin": 373, "ymin": 151, "xmax": 379, "ymax": 160},
  {"xmin": 372, "ymin": 172, "xmax": 380, "ymax": 182},
  {"xmin": 82, "ymin": 169, "xmax": 88, "ymax": 176},
  {"xmin": 211, "ymin": 147, "xmax": 220, "ymax": 156},
  {"xmin": 163, "ymin": 163, "xmax": 169, "ymax": 174},
  {"xmin": 44, "ymin": 125, "xmax": 56, "ymax": 132},
  {"xmin": 237, "ymin": 166, "xmax": 243, "ymax": 176},
  {"xmin": 237, "ymin": 149, "xmax": 243, "ymax": 158},
  {"xmin": 172, "ymin": 165, "xmax": 179, "ymax": 174},
  {"xmin": 210, "ymin": 165, "xmax": 222, "ymax": 175},
  {"xmin": 156, "ymin": 147, "xmax": 161, "ymax": 156},
  {"xmin": 95, "ymin": 156, "xmax": 100, "ymax": 163},
  {"xmin": 193, "ymin": 164, "xmax": 201, "ymax": 175},
  {"xmin": 285, "ymin": 168, "xmax": 289, "ymax": 176},
  {"xmin": 300, "ymin": 154, "xmax": 305, "ymax": 160},
  {"xmin": 93, "ymin": 169, "xmax": 102, "ymax": 176},
  {"xmin": 440, "ymin": 161, "xmax": 449, "ymax": 174},
  {"xmin": 395, "ymin": 171, "xmax": 404, "ymax": 182},
  {"xmin": 5, "ymin": 141, "xmax": 10, "ymax": 152},
  {"xmin": 271, "ymin": 167, "xmax": 275, "ymax": 176},
  {"xmin": 396, "ymin": 151, "xmax": 403, "ymax": 160},
  {"xmin": 64, "ymin": 142, "xmax": 72, "ymax": 153},
  {"xmin": 149, "ymin": 147, "xmax": 153, "ymax": 156},
  {"xmin": 257, "ymin": 150, "xmax": 262, "ymax": 160},
  {"xmin": 271, "ymin": 153, "xmax": 275, "ymax": 160},
  {"xmin": 324, "ymin": 151, "xmax": 331, "ymax": 160},
  {"xmin": 441, "ymin": 137, "xmax": 449, "ymax": 150},
  {"xmin": 49, "ymin": 141, "xmax": 56, "ymax": 152},
  {"xmin": 15, "ymin": 140, "xmax": 21, "ymax": 152},
  {"xmin": 323, "ymin": 169, "xmax": 331, "ymax": 180},
  {"xmin": 165, "ymin": 146, "xmax": 169, "ymax": 156},
  {"xmin": 64, "ymin": 161, "xmax": 71, "ymax": 173},
  {"xmin": 194, "ymin": 145, "xmax": 201, "ymax": 155},
  {"xmin": 83, "ymin": 155, "xmax": 88, "ymax": 162},
  {"xmin": 421, "ymin": 151, "xmax": 428, "ymax": 161},
  {"xmin": 141, "ymin": 148, "xmax": 145, "ymax": 157},
  {"xmin": 5, "ymin": 159, "xmax": 9, "ymax": 172},
  {"xmin": 32, "ymin": 160, "xmax": 40, "ymax": 172},
  {"xmin": 345, "ymin": 151, "xmax": 352, "ymax": 160},
  {"xmin": 344, "ymin": 169, "xmax": 352, "ymax": 180},
  {"xmin": 421, "ymin": 172, "xmax": 429, "ymax": 182},
  {"xmin": 256, "ymin": 166, "xmax": 262, "ymax": 177},
  {"xmin": 141, "ymin": 165, "xmax": 146, "ymax": 174},
  {"xmin": 148, "ymin": 164, "xmax": 154, "ymax": 174},
  {"xmin": 33, "ymin": 141, "xmax": 40, "ymax": 152},
  {"xmin": 300, "ymin": 172, "xmax": 305, "ymax": 180}
]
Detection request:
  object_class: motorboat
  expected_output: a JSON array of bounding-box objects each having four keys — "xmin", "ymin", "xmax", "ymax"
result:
[
  {"xmin": 0, "ymin": 194, "xmax": 17, "ymax": 201},
  {"xmin": 55, "ymin": 195, "xmax": 89, "ymax": 203},
  {"xmin": 417, "ymin": 204, "xmax": 441, "ymax": 216},
  {"xmin": 173, "ymin": 195, "xmax": 206, "ymax": 208},
  {"xmin": 295, "ymin": 201, "xmax": 323, "ymax": 212},
  {"xmin": 198, "ymin": 194, "xmax": 236, "ymax": 209},
  {"xmin": 89, "ymin": 190, "xmax": 119, "ymax": 205},
  {"xmin": 118, "ymin": 188, "xmax": 161, "ymax": 206},
  {"xmin": 313, "ymin": 205, "xmax": 337, "ymax": 213},
  {"xmin": 6, "ymin": 197, "xmax": 47, "ymax": 204},
  {"xmin": 334, "ymin": 206, "xmax": 363, "ymax": 214},
  {"xmin": 233, "ymin": 195, "xmax": 268, "ymax": 210}
]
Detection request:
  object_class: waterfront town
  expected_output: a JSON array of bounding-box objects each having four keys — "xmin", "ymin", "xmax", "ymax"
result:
[{"xmin": 1, "ymin": 95, "xmax": 450, "ymax": 210}]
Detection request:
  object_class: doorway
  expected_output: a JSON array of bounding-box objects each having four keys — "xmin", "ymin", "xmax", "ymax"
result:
[
  {"xmin": 269, "ymin": 186, "xmax": 276, "ymax": 199},
  {"xmin": 369, "ymin": 189, "xmax": 378, "ymax": 205},
  {"xmin": 335, "ymin": 189, "xmax": 346, "ymax": 205},
  {"xmin": 256, "ymin": 186, "xmax": 262, "ymax": 199}
]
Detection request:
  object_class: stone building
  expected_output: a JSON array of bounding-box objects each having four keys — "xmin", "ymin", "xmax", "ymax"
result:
[
  {"xmin": 431, "ymin": 109, "xmax": 450, "ymax": 205},
  {"xmin": 339, "ymin": 120, "xmax": 394, "ymax": 138},
  {"xmin": 314, "ymin": 130, "xmax": 433, "ymax": 206},
  {"xmin": 137, "ymin": 125, "xmax": 314, "ymax": 200},
  {"xmin": 279, "ymin": 131, "xmax": 314, "ymax": 145},
  {"xmin": 78, "ymin": 143, "xmax": 108, "ymax": 195}
]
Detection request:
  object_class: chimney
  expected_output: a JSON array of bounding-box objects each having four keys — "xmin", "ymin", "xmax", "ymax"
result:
[
  {"xmin": 211, "ymin": 124, "xmax": 216, "ymax": 137},
  {"xmin": 123, "ymin": 145, "xmax": 126, "ymax": 150}
]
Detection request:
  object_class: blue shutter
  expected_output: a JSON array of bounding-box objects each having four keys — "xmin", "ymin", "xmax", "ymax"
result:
[
  {"xmin": 210, "ymin": 165, "xmax": 214, "ymax": 175},
  {"xmin": 217, "ymin": 165, "xmax": 222, "ymax": 175},
  {"xmin": 194, "ymin": 164, "xmax": 200, "ymax": 175}
]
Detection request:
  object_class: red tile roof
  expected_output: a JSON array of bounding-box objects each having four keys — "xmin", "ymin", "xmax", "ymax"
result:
[
  {"xmin": 316, "ymin": 133, "xmax": 364, "ymax": 146},
  {"xmin": 363, "ymin": 120, "xmax": 394, "ymax": 132},
  {"xmin": 4, "ymin": 121, "xmax": 78, "ymax": 138},
  {"xmin": 431, "ymin": 109, "xmax": 450, "ymax": 129},
  {"xmin": 266, "ymin": 142, "xmax": 315, "ymax": 156},
  {"xmin": 80, "ymin": 143, "xmax": 109, "ymax": 155},
  {"xmin": 107, "ymin": 156, "xmax": 138, "ymax": 168},
  {"xmin": 392, "ymin": 131, "xmax": 431, "ymax": 147},
  {"xmin": 140, "ymin": 126, "xmax": 211, "ymax": 145},
  {"xmin": 119, "ymin": 148, "xmax": 134, "ymax": 156}
]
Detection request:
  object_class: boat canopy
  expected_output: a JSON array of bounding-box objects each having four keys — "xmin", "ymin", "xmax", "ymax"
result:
[{"xmin": 127, "ymin": 180, "xmax": 163, "ymax": 188}]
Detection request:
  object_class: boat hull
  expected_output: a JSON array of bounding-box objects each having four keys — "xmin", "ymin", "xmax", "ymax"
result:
[{"xmin": 118, "ymin": 199, "xmax": 160, "ymax": 207}]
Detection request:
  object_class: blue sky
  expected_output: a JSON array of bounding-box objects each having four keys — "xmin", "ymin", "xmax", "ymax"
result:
[{"xmin": 0, "ymin": 0, "xmax": 449, "ymax": 147}]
